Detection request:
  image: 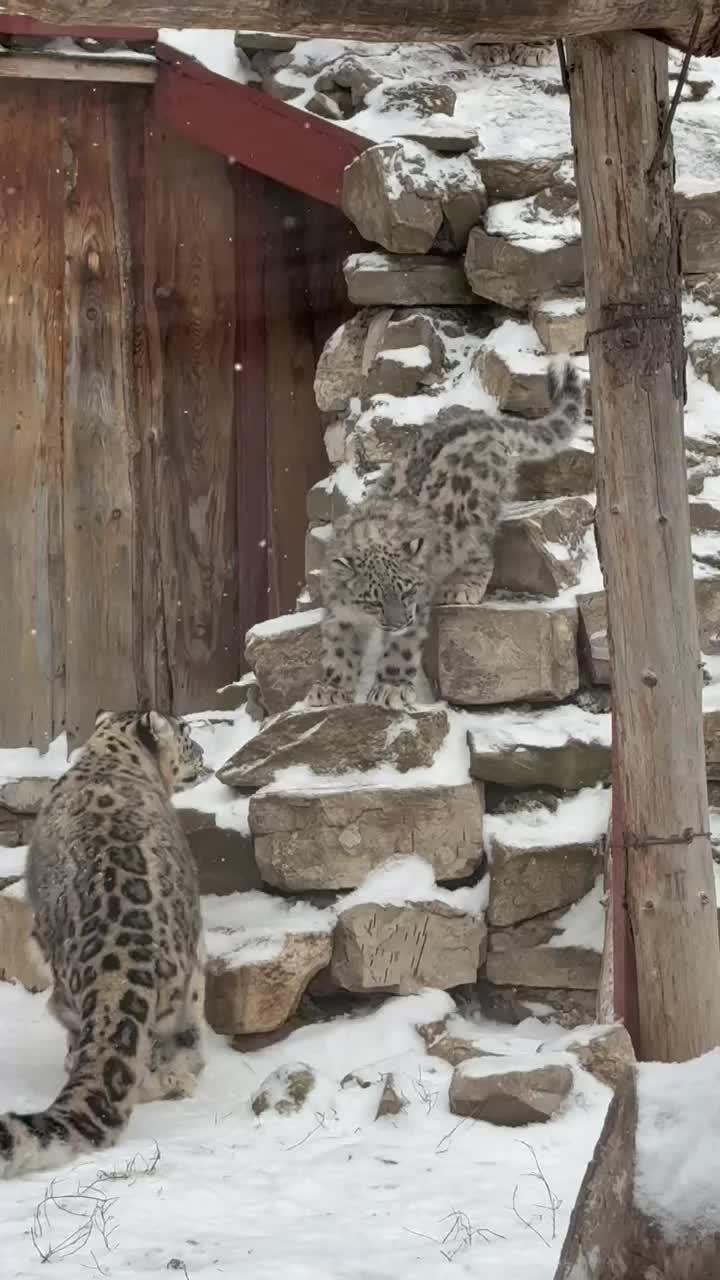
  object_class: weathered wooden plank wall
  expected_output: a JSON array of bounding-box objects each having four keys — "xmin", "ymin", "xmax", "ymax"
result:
[
  {"xmin": 0, "ymin": 78, "xmax": 354, "ymax": 749},
  {"xmin": 0, "ymin": 82, "xmax": 66, "ymax": 750},
  {"xmin": 260, "ymin": 178, "xmax": 362, "ymax": 616}
]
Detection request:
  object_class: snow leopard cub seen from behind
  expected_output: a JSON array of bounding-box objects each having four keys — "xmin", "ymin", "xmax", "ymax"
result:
[
  {"xmin": 0, "ymin": 709, "xmax": 205, "ymax": 1180},
  {"xmin": 308, "ymin": 361, "xmax": 583, "ymax": 711}
]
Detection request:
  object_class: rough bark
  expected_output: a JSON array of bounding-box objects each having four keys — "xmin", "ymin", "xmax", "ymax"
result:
[{"xmin": 4, "ymin": 3, "xmax": 719, "ymax": 56}]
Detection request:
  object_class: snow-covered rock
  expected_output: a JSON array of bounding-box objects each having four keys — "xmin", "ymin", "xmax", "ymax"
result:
[
  {"xmin": 433, "ymin": 603, "xmax": 579, "ymax": 705},
  {"xmin": 218, "ymin": 706, "xmax": 450, "ymax": 788},
  {"xmin": 249, "ymin": 783, "xmax": 484, "ymax": 891},
  {"xmin": 343, "ymin": 139, "xmax": 487, "ymax": 254},
  {"xmin": 245, "ymin": 610, "xmax": 323, "ymax": 714},
  {"xmin": 449, "ymin": 1060, "xmax": 573, "ymax": 1125}
]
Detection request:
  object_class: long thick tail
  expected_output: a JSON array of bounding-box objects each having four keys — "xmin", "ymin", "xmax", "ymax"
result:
[
  {"xmin": 505, "ymin": 360, "xmax": 585, "ymax": 460},
  {"xmin": 0, "ymin": 986, "xmax": 154, "ymax": 1179}
]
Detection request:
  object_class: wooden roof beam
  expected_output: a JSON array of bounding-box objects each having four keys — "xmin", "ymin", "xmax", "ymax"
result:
[{"xmin": 2, "ymin": 1, "xmax": 719, "ymax": 56}]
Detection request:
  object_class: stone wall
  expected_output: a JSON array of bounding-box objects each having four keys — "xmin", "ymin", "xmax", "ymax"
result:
[{"xmin": 3, "ymin": 41, "xmax": 720, "ymax": 1071}]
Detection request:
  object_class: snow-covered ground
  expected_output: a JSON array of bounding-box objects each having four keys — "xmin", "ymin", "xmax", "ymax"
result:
[
  {"xmin": 0, "ymin": 700, "xmax": 613, "ymax": 1278},
  {"xmin": 0, "ymin": 982, "xmax": 610, "ymax": 1279}
]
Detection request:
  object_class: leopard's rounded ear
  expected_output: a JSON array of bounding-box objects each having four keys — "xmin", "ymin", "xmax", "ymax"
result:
[
  {"xmin": 144, "ymin": 710, "xmax": 175, "ymax": 743},
  {"xmin": 332, "ymin": 556, "xmax": 354, "ymax": 578},
  {"xmin": 94, "ymin": 709, "xmax": 113, "ymax": 728}
]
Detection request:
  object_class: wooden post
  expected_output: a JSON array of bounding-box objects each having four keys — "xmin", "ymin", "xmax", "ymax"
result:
[{"xmin": 568, "ymin": 31, "xmax": 720, "ymax": 1062}]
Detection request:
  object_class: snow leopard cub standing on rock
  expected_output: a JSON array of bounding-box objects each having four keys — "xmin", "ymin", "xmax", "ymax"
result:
[
  {"xmin": 0, "ymin": 709, "xmax": 205, "ymax": 1179},
  {"xmin": 309, "ymin": 361, "xmax": 583, "ymax": 711}
]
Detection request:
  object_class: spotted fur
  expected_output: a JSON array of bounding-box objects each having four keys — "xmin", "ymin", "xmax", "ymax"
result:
[
  {"xmin": 466, "ymin": 39, "xmax": 556, "ymax": 67},
  {"xmin": 309, "ymin": 361, "xmax": 584, "ymax": 710},
  {"xmin": 0, "ymin": 710, "xmax": 205, "ymax": 1180}
]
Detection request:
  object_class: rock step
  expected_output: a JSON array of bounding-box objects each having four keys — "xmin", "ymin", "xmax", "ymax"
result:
[
  {"xmin": 449, "ymin": 1061, "xmax": 574, "ymax": 1125},
  {"xmin": 345, "ymin": 252, "xmax": 477, "ymax": 307},
  {"xmin": 332, "ymin": 900, "xmax": 487, "ymax": 994},
  {"xmin": 249, "ymin": 782, "xmax": 485, "ymax": 892},
  {"xmin": 218, "ymin": 705, "xmax": 450, "ymax": 789},
  {"xmin": 579, "ymin": 578, "xmax": 720, "ymax": 684},
  {"xmin": 432, "ymin": 603, "xmax": 579, "ymax": 706}
]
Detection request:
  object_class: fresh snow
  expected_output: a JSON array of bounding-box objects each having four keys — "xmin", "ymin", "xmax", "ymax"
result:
[
  {"xmin": 484, "ymin": 196, "xmax": 580, "ymax": 254},
  {"xmin": 247, "ymin": 609, "xmax": 324, "ymax": 639},
  {"xmin": 536, "ymin": 297, "xmax": 585, "ymax": 317},
  {"xmin": 466, "ymin": 703, "xmax": 611, "ymax": 753},
  {"xmin": 548, "ymin": 878, "xmax": 605, "ymax": 953},
  {"xmin": 338, "ymin": 855, "xmax": 488, "ymax": 917},
  {"xmin": 376, "ymin": 343, "xmax": 432, "ymax": 369},
  {"xmin": 635, "ymin": 1048, "xmax": 720, "ymax": 1241},
  {"xmin": 0, "ymin": 845, "xmax": 28, "ymax": 880},
  {"xmin": 0, "ymin": 982, "xmax": 611, "ymax": 1279},
  {"xmin": 160, "ymin": 28, "xmax": 257, "ymax": 83},
  {"xmin": 204, "ymin": 890, "xmax": 334, "ymax": 965},
  {"xmin": 484, "ymin": 786, "xmax": 610, "ymax": 854},
  {"xmin": 259, "ymin": 705, "xmax": 469, "ymax": 794}
]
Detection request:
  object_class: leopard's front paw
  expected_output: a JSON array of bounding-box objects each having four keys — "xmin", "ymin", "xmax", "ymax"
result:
[
  {"xmin": 437, "ymin": 580, "xmax": 488, "ymax": 606},
  {"xmin": 367, "ymin": 680, "xmax": 416, "ymax": 711},
  {"xmin": 306, "ymin": 682, "xmax": 352, "ymax": 707}
]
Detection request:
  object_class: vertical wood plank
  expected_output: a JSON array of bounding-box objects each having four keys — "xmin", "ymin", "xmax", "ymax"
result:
[
  {"xmin": 150, "ymin": 126, "xmax": 240, "ymax": 709},
  {"xmin": 264, "ymin": 183, "xmax": 333, "ymax": 616},
  {"xmin": 62, "ymin": 84, "xmax": 138, "ymax": 745},
  {"xmin": 234, "ymin": 165, "xmax": 269, "ymax": 650},
  {"xmin": 123, "ymin": 88, "xmax": 173, "ymax": 713},
  {"xmin": 0, "ymin": 81, "xmax": 65, "ymax": 748}
]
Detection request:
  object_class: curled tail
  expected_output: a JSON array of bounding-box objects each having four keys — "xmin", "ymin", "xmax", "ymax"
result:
[
  {"xmin": 0, "ymin": 984, "xmax": 154, "ymax": 1180},
  {"xmin": 505, "ymin": 360, "xmax": 585, "ymax": 460}
]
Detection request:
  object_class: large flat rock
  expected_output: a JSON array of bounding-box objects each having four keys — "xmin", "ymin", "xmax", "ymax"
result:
[
  {"xmin": 468, "ymin": 704, "xmax": 611, "ymax": 790},
  {"xmin": 217, "ymin": 705, "xmax": 449, "ymax": 790},
  {"xmin": 478, "ymin": 154, "xmax": 573, "ymax": 203},
  {"xmin": 469, "ymin": 734, "xmax": 610, "ymax": 790},
  {"xmin": 449, "ymin": 1061, "xmax": 573, "ymax": 1125},
  {"xmin": 465, "ymin": 225, "xmax": 583, "ymax": 309},
  {"xmin": 249, "ymin": 783, "xmax": 484, "ymax": 891},
  {"xmin": 331, "ymin": 900, "xmax": 486, "ymax": 993},
  {"xmin": 485, "ymin": 944, "xmax": 601, "ymax": 990},
  {"xmin": 433, "ymin": 604, "xmax": 579, "ymax": 706},
  {"xmin": 345, "ymin": 252, "xmax": 476, "ymax": 306}
]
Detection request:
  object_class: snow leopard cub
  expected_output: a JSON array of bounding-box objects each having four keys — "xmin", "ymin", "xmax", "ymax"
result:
[
  {"xmin": 308, "ymin": 361, "xmax": 583, "ymax": 711},
  {"xmin": 467, "ymin": 40, "xmax": 556, "ymax": 67}
]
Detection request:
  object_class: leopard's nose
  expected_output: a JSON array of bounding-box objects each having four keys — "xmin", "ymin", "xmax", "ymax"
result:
[{"xmin": 382, "ymin": 599, "xmax": 409, "ymax": 631}]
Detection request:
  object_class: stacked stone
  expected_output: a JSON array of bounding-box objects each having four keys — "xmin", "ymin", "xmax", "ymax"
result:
[{"xmin": 197, "ymin": 49, "xmax": 720, "ymax": 1046}]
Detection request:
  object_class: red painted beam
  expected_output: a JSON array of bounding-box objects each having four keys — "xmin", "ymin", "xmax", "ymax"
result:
[
  {"xmin": 0, "ymin": 16, "xmax": 157, "ymax": 38},
  {"xmin": 155, "ymin": 43, "xmax": 369, "ymax": 209}
]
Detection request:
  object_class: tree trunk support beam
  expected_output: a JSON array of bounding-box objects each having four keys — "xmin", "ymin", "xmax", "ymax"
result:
[
  {"xmin": 569, "ymin": 30, "xmax": 720, "ymax": 1064},
  {"xmin": 1, "ymin": 3, "xmax": 720, "ymax": 57}
]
